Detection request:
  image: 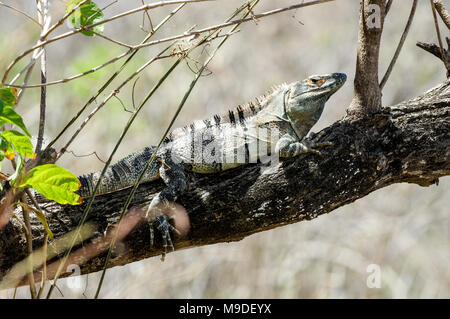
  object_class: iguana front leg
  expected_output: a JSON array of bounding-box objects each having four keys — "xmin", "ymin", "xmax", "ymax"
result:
[
  {"xmin": 146, "ymin": 151, "xmax": 185, "ymax": 260},
  {"xmin": 276, "ymin": 133, "xmax": 332, "ymax": 157}
]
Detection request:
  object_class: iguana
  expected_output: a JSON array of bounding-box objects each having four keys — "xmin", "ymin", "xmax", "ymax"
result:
[{"xmin": 76, "ymin": 72, "xmax": 346, "ymax": 259}]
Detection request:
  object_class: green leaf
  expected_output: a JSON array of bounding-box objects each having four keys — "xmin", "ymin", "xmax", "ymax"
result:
[
  {"xmin": 66, "ymin": 0, "xmax": 105, "ymax": 37},
  {"xmin": 0, "ymin": 135, "xmax": 9, "ymax": 150},
  {"xmin": 20, "ymin": 164, "xmax": 82, "ymax": 205},
  {"xmin": 33, "ymin": 208, "xmax": 54, "ymax": 241},
  {"xmin": 0, "ymin": 151, "xmax": 4, "ymax": 173},
  {"xmin": 1, "ymin": 130, "xmax": 35, "ymax": 159},
  {"xmin": 0, "ymin": 105, "xmax": 31, "ymax": 137},
  {"xmin": 0, "ymin": 87, "xmax": 18, "ymax": 107},
  {"xmin": 8, "ymin": 152, "xmax": 23, "ymax": 185}
]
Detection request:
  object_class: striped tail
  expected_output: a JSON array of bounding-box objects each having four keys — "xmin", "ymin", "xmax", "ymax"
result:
[{"xmin": 77, "ymin": 146, "xmax": 161, "ymax": 198}]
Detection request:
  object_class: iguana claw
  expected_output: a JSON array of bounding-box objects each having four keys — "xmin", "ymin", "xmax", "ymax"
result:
[{"xmin": 148, "ymin": 214, "xmax": 180, "ymax": 261}]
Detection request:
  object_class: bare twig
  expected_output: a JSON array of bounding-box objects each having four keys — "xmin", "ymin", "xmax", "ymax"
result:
[
  {"xmin": 6, "ymin": 29, "xmax": 235, "ymax": 89},
  {"xmin": 43, "ymin": 0, "xmax": 90, "ymax": 39},
  {"xmin": 380, "ymin": 0, "xmax": 417, "ymax": 90},
  {"xmin": 1, "ymin": 0, "xmax": 214, "ymax": 84},
  {"xmin": 44, "ymin": 3, "xmax": 187, "ymax": 153},
  {"xmin": 20, "ymin": 195, "xmax": 37, "ymax": 299},
  {"xmin": 67, "ymin": 150, "xmax": 106, "ymax": 163},
  {"xmin": 433, "ymin": 0, "xmax": 450, "ymax": 30},
  {"xmin": 8, "ymin": 50, "xmax": 131, "ymax": 89},
  {"xmin": 430, "ymin": 0, "xmax": 450, "ymax": 73},
  {"xmin": 116, "ymin": 0, "xmax": 335, "ymax": 51},
  {"xmin": 55, "ymin": 28, "xmax": 237, "ymax": 160},
  {"xmin": 36, "ymin": 233, "xmax": 47, "ymax": 299},
  {"xmin": 140, "ymin": 0, "xmax": 154, "ymax": 32},
  {"xmin": 8, "ymin": 49, "xmax": 44, "ymax": 86},
  {"xmin": 56, "ymin": 45, "xmax": 173, "ymax": 161},
  {"xmin": 35, "ymin": 0, "xmax": 50, "ymax": 159},
  {"xmin": 385, "ymin": 0, "xmax": 393, "ymax": 15},
  {"xmin": 4, "ymin": 0, "xmax": 335, "ymax": 89},
  {"xmin": 0, "ymin": 1, "xmax": 41, "ymax": 26},
  {"xmin": 416, "ymin": 38, "xmax": 450, "ymax": 77},
  {"xmin": 16, "ymin": 63, "xmax": 37, "ymax": 104}
]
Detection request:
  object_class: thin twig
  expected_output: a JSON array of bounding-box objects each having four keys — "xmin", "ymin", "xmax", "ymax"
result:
[
  {"xmin": 0, "ymin": 1, "xmax": 41, "ymax": 26},
  {"xmin": 20, "ymin": 194, "xmax": 37, "ymax": 299},
  {"xmin": 35, "ymin": 0, "xmax": 50, "ymax": 159},
  {"xmin": 1, "ymin": 0, "xmax": 213, "ymax": 84},
  {"xmin": 16, "ymin": 63, "xmax": 36, "ymax": 104},
  {"xmin": 385, "ymin": 0, "xmax": 393, "ymax": 15},
  {"xmin": 56, "ymin": 45, "xmax": 173, "ymax": 160},
  {"xmin": 67, "ymin": 150, "xmax": 106, "ymax": 163},
  {"xmin": 430, "ymin": 0, "xmax": 450, "ymax": 72},
  {"xmin": 6, "ymin": 29, "xmax": 232, "ymax": 89},
  {"xmin": 380, "ymin": 0, "xmax": 417, "ymax": 90},
  {"xmin": 89, "ymin": 29, "xmax": 134, "ymax": 48},
  {"xmin": 42, "ymin": 4, "xmax": 186, "ymax": 152},
  {"xmin": 56, "ymin": 29, "xmax": 238, "ymax": 160},
  {"xmin": 8, "ymin": 48, "xmax": 44, "ymax": 86},
  {"xmin": 8, "ymin": 50, "xmax": 131, "ymax": 89},
  {"xmin": 42, "ymin": 0, "xmax": 90, "ymax": 39},
  {"xmin": 36, "ymin": 233, "xmax": 47, "ymax": 299},
  {"xmin": 4, "ymin": 0, "xmax": 334, "ymax": 89},
  {"xmin": 141, "ymin": 0, "xmax": 154, "ymax": 32},
  {"xmin": 115, "ymin": 0, "xmax": 336, "ymax": 51}
]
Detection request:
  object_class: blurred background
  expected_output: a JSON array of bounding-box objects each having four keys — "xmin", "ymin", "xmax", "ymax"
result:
[{"xmin": 0, "ymin": 0, "xmax": 448, "ymax": 298}]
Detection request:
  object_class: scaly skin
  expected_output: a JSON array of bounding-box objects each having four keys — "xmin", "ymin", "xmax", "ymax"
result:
[{"xmin": 77, "ymin": 73, "xmax": 347, "ymax": 259}]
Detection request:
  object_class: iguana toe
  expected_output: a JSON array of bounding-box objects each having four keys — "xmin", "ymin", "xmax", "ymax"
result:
[{"xmin": 148, "ymin": 214, "xmax": 179, "ymax": 261}]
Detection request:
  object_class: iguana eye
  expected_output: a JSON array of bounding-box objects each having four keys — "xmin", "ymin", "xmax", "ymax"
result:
[{"xmin": 307, "ymin": 77, "xmax": 325, "ymax": 86}]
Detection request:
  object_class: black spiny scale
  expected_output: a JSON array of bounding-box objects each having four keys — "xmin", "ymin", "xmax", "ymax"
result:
[
  {"xmin": 236, "ymin": 105, "xmax": 246, "ymax": 124},
  {"xmin": 228, "ymin": 110, "xmax": 236, "ymax": 126},
  {"xmin": 203, "ymin": 119, "xmax": 212, "ymax": 128},
  {"xmin": 213, "ymin": 114, "xmax": 221, "ymax": 126}
]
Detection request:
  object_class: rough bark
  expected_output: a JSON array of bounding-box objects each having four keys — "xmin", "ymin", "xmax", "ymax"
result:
[{"xmin": 0, "ymin": 79, "xmax": 449, "ymax": 288}]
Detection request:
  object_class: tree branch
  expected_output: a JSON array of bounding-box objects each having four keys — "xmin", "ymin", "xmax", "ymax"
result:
[
  {"xmin": 347, "ymin": 0, "xmax": 386, "ymax": 117},
  {"xmin": 417, "ymin": 37, "xmax": 450, "ymax": 77},
  {"xmin": 433, "ymin": 0, "xmax": 450, "ymax": 30},
  {"xmin": 1, "ymin": 79, "xmax": 449, "ymax": 288}
]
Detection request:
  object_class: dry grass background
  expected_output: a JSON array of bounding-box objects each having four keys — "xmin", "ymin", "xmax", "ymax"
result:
[{"xmin": 0, "ymin": 0, "xmax": 448, "ymax": 298}]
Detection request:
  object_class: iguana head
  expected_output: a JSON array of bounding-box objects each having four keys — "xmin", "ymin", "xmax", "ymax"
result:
[{"xmin": 285, "ymin": 72, "xmax": 346, "ymax": 126}]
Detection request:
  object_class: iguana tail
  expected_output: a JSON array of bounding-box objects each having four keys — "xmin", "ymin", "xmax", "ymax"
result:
[{"xmin": 78, "ymin": 146, "xmax": 161, "ymax": 198}]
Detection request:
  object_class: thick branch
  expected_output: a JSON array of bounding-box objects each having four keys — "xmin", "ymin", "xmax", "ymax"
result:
[
  {"xmin": 1, "ymin": 80, "xmax": 449, "ymax": 288},
  {"xmin": 347, "ymin": 0, "xmax": 386, "ymax": 117}
]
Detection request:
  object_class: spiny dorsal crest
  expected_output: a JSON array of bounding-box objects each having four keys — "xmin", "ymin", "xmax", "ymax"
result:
[{"xmin": 167, "ymin": 82, "xmax": 290, "ymax": 141}]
